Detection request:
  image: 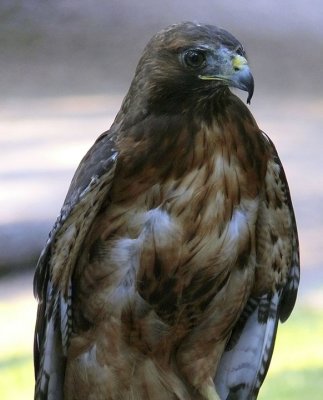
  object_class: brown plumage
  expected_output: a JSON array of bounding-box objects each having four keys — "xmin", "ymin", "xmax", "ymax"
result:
[{"xmin": 34, "ymin": 22, "xmax": 299, "ymax": 400}]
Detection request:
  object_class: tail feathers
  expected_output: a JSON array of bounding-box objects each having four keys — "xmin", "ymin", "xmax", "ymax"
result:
[
  {"xmin": 34, "ymin": 284, "xmax": 70, "ymax": 400},
  {"xmin": 35, "ymin": 318, "xmax": 65, "ymax": 400},
  {"xmin": 214, "ymin": 292, "xmax": 280, "ymax": 399}
]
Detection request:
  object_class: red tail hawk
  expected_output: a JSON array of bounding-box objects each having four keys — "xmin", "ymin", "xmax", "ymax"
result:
[{"xmin": 34, "ymin": 22, "xmax": 299, "ymax": 400}]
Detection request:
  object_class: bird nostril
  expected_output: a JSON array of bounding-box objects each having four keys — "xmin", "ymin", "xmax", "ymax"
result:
[{"xmin": 232, "ymin": 55, "xmax": 248, "ymax": 72}]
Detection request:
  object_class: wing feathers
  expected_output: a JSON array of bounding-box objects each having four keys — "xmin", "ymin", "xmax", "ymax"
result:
[
  {"xmin": 263, "ymin": 133, "xmax": 300, "ymax": 323},
  {"xmin": 33, "ymin": 133, "xmax": 118, "ymax": 399},
  {"xmin": 215, "ymin": 133, "xmax": 299, "ymax": 399}
]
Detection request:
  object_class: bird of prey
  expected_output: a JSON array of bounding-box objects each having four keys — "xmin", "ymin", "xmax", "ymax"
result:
[{"xmin": 34, "ymin": 22, "xmax": 300, "ymax": 400}]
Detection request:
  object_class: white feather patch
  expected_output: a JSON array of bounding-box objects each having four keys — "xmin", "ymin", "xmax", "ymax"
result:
[{"xmin": 228, "ymin": 209, "xmax": 248, "ymax": 241}]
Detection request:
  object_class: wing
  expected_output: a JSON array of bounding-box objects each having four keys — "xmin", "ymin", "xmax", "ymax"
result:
[
  {"xmin": 33, "ymin": 130, "xmax": 118, "ymax": 399},
  {"xmin": 215, "ymin": 131, "xmax": 300, "ymax": 399}
]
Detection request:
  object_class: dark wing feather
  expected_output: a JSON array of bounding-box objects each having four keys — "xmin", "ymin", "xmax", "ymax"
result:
[
  {"xmin": 33, "ymin": 130, "xmax": 118, "ymax": 399},
  {"xmin": 215, "ymin": 132, "xmax": 300, "ymax": 399}
]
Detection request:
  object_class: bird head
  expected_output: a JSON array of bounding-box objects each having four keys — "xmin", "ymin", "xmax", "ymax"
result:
[
  {"xmin": 164, "ymin": 22, "xmax": 254, "ymax": 104},
  {"xmin": 120, "ymin": 22, "xmax": 254, "ymax": 122}
]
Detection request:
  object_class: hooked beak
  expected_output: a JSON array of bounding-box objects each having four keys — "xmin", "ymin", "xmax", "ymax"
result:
[{"xmin": 199, "ymin": 55, "xmax": 254, "ymax": 104}]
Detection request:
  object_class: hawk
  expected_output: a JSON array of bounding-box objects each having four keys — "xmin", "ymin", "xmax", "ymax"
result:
[{"xmin": 34, "ymin": 22, "xmax": 300, "ymax": 400}]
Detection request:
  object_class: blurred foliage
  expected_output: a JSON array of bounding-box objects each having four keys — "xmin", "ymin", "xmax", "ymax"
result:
[
  {"xmin": 0, "ymin": 352, "xmax": 33, "ymax": 399},
  {"xmin": 0, "ymin": 304, "xmax": 322, "ymax": 399}
]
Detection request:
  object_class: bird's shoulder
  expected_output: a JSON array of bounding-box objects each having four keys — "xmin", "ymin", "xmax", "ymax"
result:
[{"xmin": 34, "ymin": 129, "xmax": 118, "ymax": 299}]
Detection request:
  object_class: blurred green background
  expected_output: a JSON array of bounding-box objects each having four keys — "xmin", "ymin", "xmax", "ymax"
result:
[{"xmin": 1, "ymin": 1, "xmax": 323, "ymax": 399}]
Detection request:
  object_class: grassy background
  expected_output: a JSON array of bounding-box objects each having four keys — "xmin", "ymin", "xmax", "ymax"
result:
[
  {"xmin": 0, "ymin": 280, "xmax": 35, "ymax": 400},
  {"xmin": 260, "ymin": 307, "xmax": 323, "ymax": 399},
  {"xmin": 0, "ymin": 287, "xmax": 322, "ymax": 400}
]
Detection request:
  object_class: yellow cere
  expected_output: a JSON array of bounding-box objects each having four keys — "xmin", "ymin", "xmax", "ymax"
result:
[{"xmin": 232, "ymin": 55, "xmax": 248, "ymax": 71}]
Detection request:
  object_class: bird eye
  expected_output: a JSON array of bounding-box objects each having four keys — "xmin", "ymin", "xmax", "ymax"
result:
[{"xmin": 183, "ymin": 49, "xmax": 206, "ymax": 69}]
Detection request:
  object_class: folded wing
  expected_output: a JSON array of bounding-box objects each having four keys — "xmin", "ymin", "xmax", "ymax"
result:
[
  {"xmin": 33, "ymin": 131, "xmax": 118, "ymax": 399},
  {"xmin": 215, "ymin": 132, "xmax": 300, "ymax": 399}
]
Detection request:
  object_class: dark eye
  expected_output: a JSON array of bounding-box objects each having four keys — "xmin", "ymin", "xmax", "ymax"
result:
[{"xmin": 183, "ymin": 49, "xmax": 206, "ymax": 68}]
